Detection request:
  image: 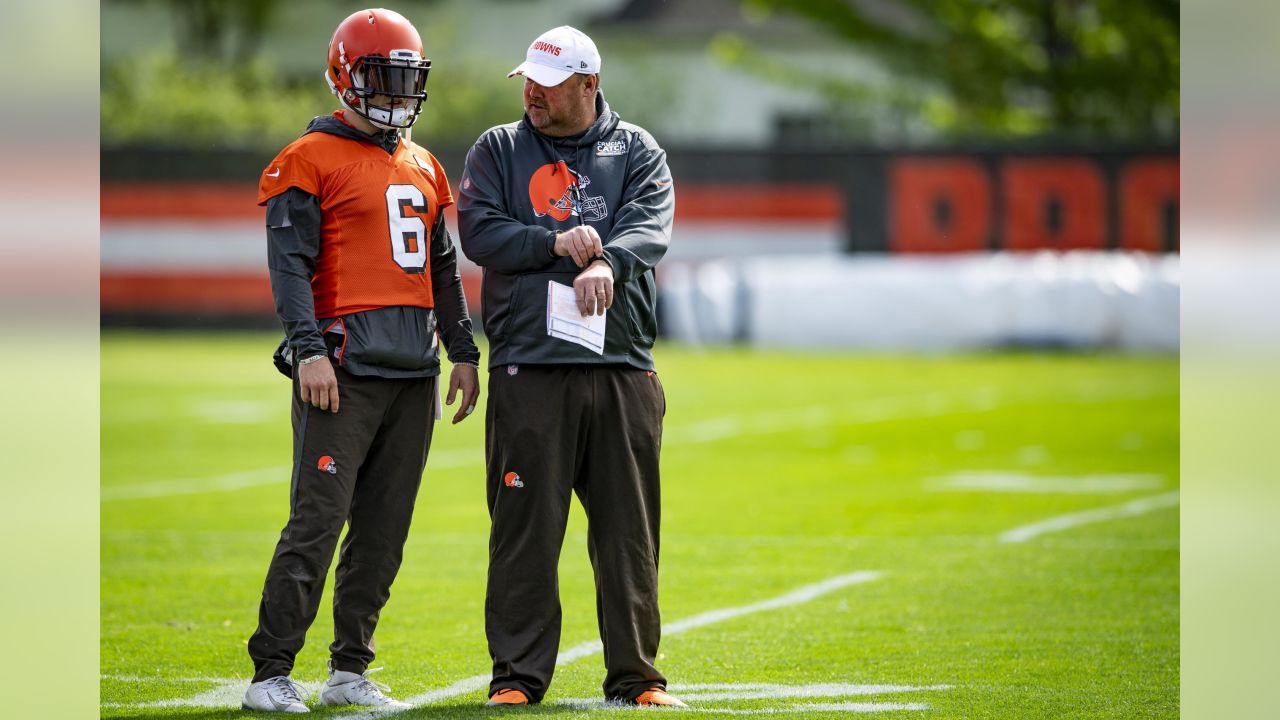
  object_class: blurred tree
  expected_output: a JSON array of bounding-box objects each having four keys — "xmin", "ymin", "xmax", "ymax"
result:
[
  {"xmin": 170, "ymin": 0, "xmax": 280, "ymax": 62},
  {"xmin": 101, "ymin": 49, "xmax": 333, "ymax": 147},
  {"xmin": 716, "ymin": 0, "xmax": 1178, "ymax": 140},
  {"xmin": 101, "ymin": 0, "xmax": 515, "ymax": 149},
  {"xmin": 110, "ymin": 0, "xmax": 284, "ymax": 62}
]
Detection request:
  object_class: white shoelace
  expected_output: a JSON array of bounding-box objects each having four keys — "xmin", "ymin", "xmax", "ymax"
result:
[
  {"xmin": 341, "ymin": 667, "xmax": 398, "ymax": 703},
  {"xmin": 264, "ymin": 676, "xmax": 307, "ymax": 704}
]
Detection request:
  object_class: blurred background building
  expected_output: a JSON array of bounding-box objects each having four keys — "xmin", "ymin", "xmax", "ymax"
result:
[{"xmin": 100, "ymin": 0, "xmax": 1179, "ymax": 350}]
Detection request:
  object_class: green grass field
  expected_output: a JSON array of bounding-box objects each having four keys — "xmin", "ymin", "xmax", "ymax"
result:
[{"xmin": 101, "ymin": 332, "xmax": 1178, "ymax": 719}]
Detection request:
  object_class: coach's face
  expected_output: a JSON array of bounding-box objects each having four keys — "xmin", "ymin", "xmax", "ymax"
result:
[{"xmin": 524, "ymin": 73, "xmax": 597, "ymax": 137}]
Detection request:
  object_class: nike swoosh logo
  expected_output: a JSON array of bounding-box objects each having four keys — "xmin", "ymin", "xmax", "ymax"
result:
[{"xmin": 265, "ymin": 169, "xmax": 281, "ymax": 177}]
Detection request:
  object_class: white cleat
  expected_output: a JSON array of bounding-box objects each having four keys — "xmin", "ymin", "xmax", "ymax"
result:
[
  {"xmin": 320, "ymin": 665, "xmax": 412, "ymax": 709},
  {"xmin": 242, "ymin": 676, "xmax": 310, "ymax": 713}
]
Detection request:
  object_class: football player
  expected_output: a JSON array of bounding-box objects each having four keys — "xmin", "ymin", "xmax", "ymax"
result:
[{"xmin": 242, "ymin": 8, "xmax": 479, "ymax": 713}]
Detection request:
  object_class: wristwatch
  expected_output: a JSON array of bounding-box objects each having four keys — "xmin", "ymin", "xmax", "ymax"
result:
[{"xmin": 298, "ymin": 353, "xmax": 328, "ymax": 366}]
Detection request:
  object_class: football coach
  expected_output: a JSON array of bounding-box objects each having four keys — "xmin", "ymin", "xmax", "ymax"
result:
[{"xmin": 456, "ymin": 25, "xmax": 684, "ymax": 709}]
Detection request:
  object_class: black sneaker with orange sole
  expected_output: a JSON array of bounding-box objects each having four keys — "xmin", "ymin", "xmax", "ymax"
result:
[
  {"xmin": 633, "ymin": 687, "xmax": 687, "ymax": 707},
  {"xmin": 487, "ymin": 688, "xmax": 530, "ymax": 706}
]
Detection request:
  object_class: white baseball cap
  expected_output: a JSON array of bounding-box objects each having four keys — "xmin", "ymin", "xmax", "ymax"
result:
[{"xmin": 507, "ymin": 26, "xmax": 601, "ymax": 87}]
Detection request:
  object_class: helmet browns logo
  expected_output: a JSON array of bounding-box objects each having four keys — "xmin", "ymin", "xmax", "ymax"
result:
[
  {"xmin": 503, "ymin": 471, "xmax": 524, "ymax": 488},
  {"xmin": 528, "ymin": 162, "xmax": 608, "ymax": 222},
  {"xmin": 317, "ymin": 455, "xmax": 338, "ymax": 475},
  {"xmin": 528, "ymin": 162, "xmax": 576, "ymax": 221}
]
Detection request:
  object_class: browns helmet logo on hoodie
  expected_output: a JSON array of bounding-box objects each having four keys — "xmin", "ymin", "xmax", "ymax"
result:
[{"xmin": 528, "ymin": 161, "xmax": 607, "ymax": 222}]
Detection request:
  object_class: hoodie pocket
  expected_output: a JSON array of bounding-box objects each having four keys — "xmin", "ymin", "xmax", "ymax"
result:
[
  {"xmin": 507, "ymin": 271, "xmax": 579, "ymax": 349},
  {"xmin": 624, "ymin": 272, "xmax": 658, "ymax": 345},
  {"xmin": 489, "ymin": 274, "xmax": 524, "ymax": 343}
]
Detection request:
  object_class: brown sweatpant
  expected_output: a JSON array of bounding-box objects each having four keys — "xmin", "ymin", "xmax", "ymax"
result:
[
  {"xmin": 484, "ymin": 363, "xmax": 668, "ymax": 703},
  {"xmin": 248, "ymin": 366, "xmax": 435, "ymax": 682}
]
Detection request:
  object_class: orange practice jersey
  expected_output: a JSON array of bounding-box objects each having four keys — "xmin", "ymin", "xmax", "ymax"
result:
[{"xmin": 257, "ymin": 122, "xmax": 454, "ymax": 318}]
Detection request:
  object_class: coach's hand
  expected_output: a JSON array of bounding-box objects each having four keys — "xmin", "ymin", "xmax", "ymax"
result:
[
  {"xmin": 299, "ymin": 357, "xmax": 340, "ymax": 413},
  {"xmin": 447, "ymin": 363, "xmax": 480, "ymax": 425},
  {"xmin": 554, "ymin": 226, "xmax": 604, "ymax": 267},
  {"xmin": 574, "ymin": 259, "xmax": 614, "ymax": 317}
]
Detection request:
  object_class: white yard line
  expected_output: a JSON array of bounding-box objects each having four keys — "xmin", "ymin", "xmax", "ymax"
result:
[
  {"xmin": 998, "ymin": 491, "xmax": 1181, "ymax": 543},
  {"xmin": 389, "ymin": 674, "xmax": 490, "ymax": 706},
  {"xmin": 670, "ymin": 683, "xmax": 953, "ymax": 701},
  {"xmin": 927, "ymin": 472, "xmax": 1166, "ymax": 494},
  {"xmin": 663, "ymin": 571, "xmax": 882, "ymax": 635},
  {"xmin": 686, "ymin": 702, "xmax": 936, "ymax": 712},
  {"xmin": 333, "ymin": 571, "xmax": 884, "ymax": 718},
  {"xmin": 557, "ymin": 683, "xmax": 953, "ymax": 705},
  {"xmin": 554, "ymin": 701, "xmax": 932, "ymax": 714}
]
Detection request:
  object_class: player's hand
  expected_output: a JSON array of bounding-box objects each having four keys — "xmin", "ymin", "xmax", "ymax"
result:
[
  {"xmin": 299, "ymin": 357, "xmax": 339, "ymax": 413},
  {"xmin": 554, "ymin": 226, "xmax": 604, "ymax": 267},
  {"xmin": 574, "ymin": 259, "xmax": 614, "ymax": 316},
  {"xmin": 446, "ymin": 363, "xmax": 480, "ymax": 425}
]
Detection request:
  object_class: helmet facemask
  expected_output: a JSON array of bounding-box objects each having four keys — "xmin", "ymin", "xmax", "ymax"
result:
[{"xmin": 332, "ymin": 48, "xmax": 431, "ymax": 130}]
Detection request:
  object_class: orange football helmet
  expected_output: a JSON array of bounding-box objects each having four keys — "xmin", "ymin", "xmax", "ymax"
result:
[{"xmin": 325, "ymin": 9, "xmax": 431, "ymax": 130}]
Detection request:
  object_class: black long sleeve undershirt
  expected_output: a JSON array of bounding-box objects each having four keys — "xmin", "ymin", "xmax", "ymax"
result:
[
  {"xmin": 266, "ymin": 187, "xmax": 327, "ymax": 360},
  {"xmin": 427, "ymin": 211, "xmax": 481, "ymax": 367}
]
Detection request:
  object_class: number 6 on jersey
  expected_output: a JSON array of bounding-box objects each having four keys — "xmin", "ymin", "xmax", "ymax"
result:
[{"xmin": 386, "ymin": 184, "xmax": 429, "ymax": 273}]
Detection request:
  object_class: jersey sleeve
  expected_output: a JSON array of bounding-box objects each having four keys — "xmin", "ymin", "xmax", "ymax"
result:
[
  {"xmin": 427, "ymin": 150, "xmax": 454, "ymax": 209},
  {"xmin": 257, "ymin": 143, "xmax": 323, "ymax": 206}
]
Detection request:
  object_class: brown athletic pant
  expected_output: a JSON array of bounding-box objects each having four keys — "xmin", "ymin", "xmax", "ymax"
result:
[
  {"xmin": 248, "ymin": 366, "xmax": 435, "ymax": 682},
  {"xmin": 485, "ymin": 364, "xmax": 668, "ymax": 703}
]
